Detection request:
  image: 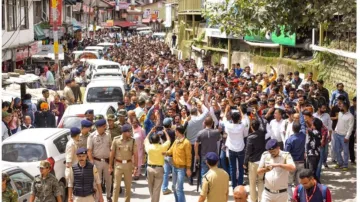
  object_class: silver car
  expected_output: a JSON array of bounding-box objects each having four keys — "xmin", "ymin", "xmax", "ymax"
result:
[{"xmin": 3, "ymin": 165, "xmax": 34, "ymax": 202}]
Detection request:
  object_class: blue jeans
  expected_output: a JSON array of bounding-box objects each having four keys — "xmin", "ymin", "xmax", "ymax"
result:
[
  {"xmin": 220, "ymin": 150, "xmax": 230, "ymax": 175},
  {"xmin": 316, "ymin": 145, "xmax": 327, "ymax": 180},
  {"xmin": 199, "ymin": 159, "xmax": 209, "ymax": 186},
  {"xmin": 172, "ymin": 167, "xmax": 186, "ymax": 202},
  {"xmin": 162, "ymin": 156, "xmax": 173, "ymax": 191},
  {"xmin": 334, "ymin": 133, "xmax": 349, "ymax": 168},
  {"xmin": 229, "ymin": 149, "xmax": 245, "ymax": 189}
]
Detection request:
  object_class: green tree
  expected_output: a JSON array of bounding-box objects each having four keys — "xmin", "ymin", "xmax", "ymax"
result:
[{"xmin": 202, "ymin": 0, "xmax": 356, "ymax": 37}]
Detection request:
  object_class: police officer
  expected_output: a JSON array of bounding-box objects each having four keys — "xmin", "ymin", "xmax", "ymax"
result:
[
  {"xmin": 66, "ymin": 127, "xmax": 81, "ymax": 168},
  {"xmin": 109, "ymin": 124, "xmax": 138, "ymax": 202},
  {"xmin": 115, "ymin": 109, "xmax": 127, "ymax": 128},
  {"xmin": 79, "ymin": 120, "xmax": 93, "ymax": 149},
  {"xmin": 257, "ymin": 139, "xmax": 296, "ymax": 202},
  {"xmin": 198, "ymin": 152, "xmax": 229, "ymax": 202},
  {"xmin": 107, "ymin": 114, "xmax": 122, "ymax": 141},
  {"xmin": 90, "ymin": 114, "xmax": 105, "ymax": 133},
  {"xmin": 2, "ymin": 173, "xmax": 18, "ymax": 202},
  {"xmin": 87, "ymin": 119, "xmax": 112, "ymax": 202},
  {"xmin": 66, "ymin": 148, "xmax": 104, "ymax": 202},
  {"xmin": 29, "ymin": 161, "xmax": 62, "ymax": 202},
  {"xmin": 85, "ymin": 109, "xmax": 94, "ymax": 123}
]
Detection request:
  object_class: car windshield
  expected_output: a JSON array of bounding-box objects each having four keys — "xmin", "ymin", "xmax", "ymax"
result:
[
  {"xmin": 63, "ymin": 116, "xmax": 85, "ymax": 128},
  {"xmin": 93, "ymin": 74, "xmax": 122, "ymax": 79},
  {"xmin": 97, "ymin": 65, "xmax": 119, "ymax": 70},
  {"xmin": 2, "ymin": 144, "xmax": 47, "ymax": 162},
  {"xmin": 87, "ymin": 87, "xmax": 123, "ymax": 102}
]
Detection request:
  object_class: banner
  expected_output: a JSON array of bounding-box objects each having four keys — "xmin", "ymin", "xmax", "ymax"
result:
[
  {"xmin": 165, "ymin": 4, "xmax": 172, "ymax": 28},
  {"xmin": 244, "ymin": 26, "xmax": 296, "ymax": 46},
  {"xmin": 49, "ymin": 0, "xmax": 62, "ymax": 26}
]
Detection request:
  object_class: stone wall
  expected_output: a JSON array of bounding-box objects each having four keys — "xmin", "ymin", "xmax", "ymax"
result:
[{"xmin": 231, "ymin": 52, "xmax": 357, "ymax": 98}]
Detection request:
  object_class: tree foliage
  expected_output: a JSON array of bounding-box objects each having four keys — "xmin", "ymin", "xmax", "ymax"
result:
[{"xmin": 202, "ymin": 0, "xmax": 356, "ymax": 37}]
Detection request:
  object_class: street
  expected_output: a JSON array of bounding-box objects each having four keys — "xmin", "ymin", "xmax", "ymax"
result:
[{"xmin": 102, "ymin": 159, "xmax": 357, "ymax": 202}]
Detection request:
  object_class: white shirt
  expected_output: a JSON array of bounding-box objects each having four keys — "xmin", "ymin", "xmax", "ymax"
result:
[
  {"xmin": 281, "ymin": 119, "xmax": 294, "ymax": 143},
  {"xmin": 269, "ymin": 119, "xmax": 285, "ymax": 142},
  {"xmin": 313, "ymin": 112, "xmax": 332, "ymax": 131},
  {"xmin": 223, "ymin": 120, "xmax": 246, "ymax": 152},
  {"xmin": 335, "ymin": 111, "xmax": 354, "ymax": 139},
  {"xmin": 243, "ymin": 114, "xmax": 250, "ymax": 138},
  {"xmin": 2, "ymin": 122, "xmax": 9, "ymax": 141}
]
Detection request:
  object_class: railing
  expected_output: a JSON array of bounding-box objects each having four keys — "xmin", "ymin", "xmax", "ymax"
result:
[{"xmin": 178, "ymin": 0, "xmax": 202, "ymax": 12}]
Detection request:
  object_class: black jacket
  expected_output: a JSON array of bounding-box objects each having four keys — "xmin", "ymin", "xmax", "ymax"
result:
[
  {"xmin": 34, "ymin": 111, "xmax": 56, "ymax": 128},
  {"xmin": 244, "ymin": 130, "xmax": 266, "ymax": 166}
]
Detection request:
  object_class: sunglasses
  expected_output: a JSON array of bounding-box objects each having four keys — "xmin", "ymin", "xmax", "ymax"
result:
[{"xmin": 39, "ymin": 167, "xmax": 49, "ymax": 170}]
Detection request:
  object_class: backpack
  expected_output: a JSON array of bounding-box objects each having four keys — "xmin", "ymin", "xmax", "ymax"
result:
[{"xmin": 297, "ymin": 184, "xmax": 327, "ymax": 202}]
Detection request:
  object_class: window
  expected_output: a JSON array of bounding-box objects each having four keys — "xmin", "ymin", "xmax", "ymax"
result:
[
  {"xmin": 34, "ymin": 1, "xmax": 42, "ymax": 24},
  {"xmin": 87, "ymin": 87, "xmax": 123, "ymax": 102},
  {"xmin": 2, "ymin": 1, "xmax": 5, "ymax": 30},
  {"xmin": 20, "ymin": 0, "xmax": 29, "ymax": 29},
  {"xmin": 53, "ymin": 134, "xmax": 69, "ymax": 154},
  {"xmin": 9, "ymin": 171, "xmax": 33, "ymax": 197},
  {"xmin": 2, "ymin": 143, "xmax": 47, "ymax": 162},
  {"xmin": 62, "ymin": 116, "xmax": 85, "ymax": 129},
  {"xmin": 7, "ymin": 0, "xmax": 17, "ymax": 31}
]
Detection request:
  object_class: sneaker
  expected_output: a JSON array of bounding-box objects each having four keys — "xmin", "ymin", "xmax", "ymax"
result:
[
  {"xmin": 332, "ymin": 160, "xmax": 337, "ymax": 163},
  {"xmin": 163, "ymin": 189, "xmax": 172, "ymax": 195},
  {"xmin": 342, "ymin": 167, "xmax": 349, "ymax": 171},
  {"xmin": 324, "ymin": 163, "xmax": 329, "ymax": 168},
  {"xmin": 334, "ymin": 164, "xmax": 341, "ymax": 169},
  {"xmin": 351, "ymin": 161, "xmax": 356, "ymax": 165}
]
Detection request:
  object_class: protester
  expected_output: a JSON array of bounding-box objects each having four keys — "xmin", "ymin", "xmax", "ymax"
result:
[
  {"xmin": 21, "ymin": 115, "xmax": 35, "ymax": 130},
  {"xmin": 243, "ymin": 120, "xmax": 266, "ymax": 202},
  {"xmin": 292, "ymin": 169, "xmax": 332, "ymax": 202},
  {"xmin": 34, "ymin": 102, "xmax": 56, "ymax": 128},
  {"xmin": 2, "ymin": 111, "xmax": 12, "ymax": 140},
  {"xmin": 144, "ymin": 127, "xmax": 171, "ymax": 202}
]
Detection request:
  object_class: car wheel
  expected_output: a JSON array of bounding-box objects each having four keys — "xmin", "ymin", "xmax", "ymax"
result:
[{"xmin": 59, "ymin": 181, "xmax": 68, "ymax": 202}]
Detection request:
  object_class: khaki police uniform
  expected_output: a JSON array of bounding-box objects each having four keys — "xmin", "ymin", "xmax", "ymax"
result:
[
  {"xmin": 259, "ymin": 150, "xmax": 295, "ymax": 202},
  {"xmin": 87, "ymin": 130, "xmax": 112, "ymax": 199},
  {"xmin": 78, "ymin": 132, "xmax": 90, "ymax": 149},
  {"xmin": 65, "ymin": 138, "xmax": 78, "ymax": 165},
  {"xmin": 109, "ymin": 125, "xmax": 122, "ymax": 141},
  {"xmin": 111, "ymin": 136, "xmax": 137, "ymax": 202},
  {"xmin": 200, "ymin": 167, "xmax": 229, "ymax": 202}
]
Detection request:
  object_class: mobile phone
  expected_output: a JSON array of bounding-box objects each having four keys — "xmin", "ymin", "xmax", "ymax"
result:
[{"xmin": 156, "ymin": 126, "xmax": 164, "ymax": 131}]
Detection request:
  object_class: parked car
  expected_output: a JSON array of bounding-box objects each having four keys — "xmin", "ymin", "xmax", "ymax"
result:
[
  {"xmin": 91, "ymin": 69, "xmax": 124, "ymax": 80},
  {"xmin": 85, "ymin": 59, "xmax": 129, "ymax": 79},
  {"xmin": 2, "ymin": 165, "xmax": 34, "ymax": 202},
  {"xmin": 83, "ymin": 78, "xmax": 125, "ymax": 108},
  {"xmin": 2, "ymin": 128, "xmax": 70, "ymax": 201},
  {"xmin": 58, "ymin": 103, "xmax": 116, "ymax": 128}
]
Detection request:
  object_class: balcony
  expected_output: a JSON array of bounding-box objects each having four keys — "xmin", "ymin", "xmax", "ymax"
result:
[{"xmin": 178, "ymin": 0, "xmax": 202, "ymax": 14}]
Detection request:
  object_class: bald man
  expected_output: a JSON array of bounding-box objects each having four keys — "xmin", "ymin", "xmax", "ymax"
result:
[
  {"xmin": 233, "ymin": 185, "xmax": 248, "ymax": 202},
  {"xmin": 127, "ymin": 110, "xmax": 136, "ymax": 124}
]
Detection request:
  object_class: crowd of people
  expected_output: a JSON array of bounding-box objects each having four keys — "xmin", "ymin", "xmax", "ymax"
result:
[{"xmin": 2, "ymin": 32, "xmax": 356, "ymax": 202}]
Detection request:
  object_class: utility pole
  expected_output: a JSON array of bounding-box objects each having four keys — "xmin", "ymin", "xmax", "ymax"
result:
[{"xmin": 51, "ymin": 0, "xmax": 61, "ymax": 89}]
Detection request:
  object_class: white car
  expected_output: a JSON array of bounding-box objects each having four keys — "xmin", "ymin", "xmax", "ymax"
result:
[
  {"xmin": 91, "ymin": 69, "xmax": 124, "ymax": 80},
  {"xmin": 83, "ymin": 78, "xmax": 125, "ymax": 108},
  {"xmin": 85, "ymin": 59, "xmax": 129, "ymax": 79},
  {"xmin": 84, "ymin": 46, "xmax": 105, "ymax": 56},
  {"xmin": 58, "ymin": 103, "xmax": 116, "ymax": 129},
  {"xmin": 2, "ymin": 128, "xmax": 70, "ymax": 199},
  {"xmin": 2, "ymin": 165, "xmax": 34, "ymax": 202}
]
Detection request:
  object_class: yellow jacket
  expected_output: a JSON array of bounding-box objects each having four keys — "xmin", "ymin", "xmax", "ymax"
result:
[{"xmin": 166, "ymin": 137, "xmax": 192, "ymax": 169}]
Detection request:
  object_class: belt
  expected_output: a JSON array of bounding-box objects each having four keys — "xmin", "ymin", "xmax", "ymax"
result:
[
  {"xmin": 148, "ymin": 164, "xmax": 163, "ymax": 168},
  {"xmin": 115, "ymin": 159, "xmax": 132, "ymax": 164},
  {"xmin": 93, "ymin": 157, "xmax": 109, "ymax": 163},
  {"xmin": 265, "ymin": 187, "xmax": 287, "ymax": 194},
  {"xmin": 74, "ymin": 193, "xmax": 93, "ymax": 197},
  {"xmin": 294, "ymin": 161, "xmax": 304, "ymax": 163}
]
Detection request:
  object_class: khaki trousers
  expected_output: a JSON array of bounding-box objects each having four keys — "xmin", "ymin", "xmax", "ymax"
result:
[
  {"xmin": 248, "ymin": 162, "xmax": 264, "ymax": 202},
  {"xmin": 94, "ymin": 160, "xmax": 112, "ymax": 198},
  {"xmin": 74, "ymin": 195, "xmax": 95, "ymax": 202},
  {"xmin": 113, "ymin": 163, "xmax": 133, "ymax": 202},
  {"xmin": 147, "ymin": 166, "xmax": 164, "ymax": 202}
]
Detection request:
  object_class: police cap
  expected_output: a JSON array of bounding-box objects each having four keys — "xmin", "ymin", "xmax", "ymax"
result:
[
  {"xmin": 76, "ymin": 148, "xmax": 87, "ymax": 155},
  {"xmin": 121, "ymin": 124, "xmax": 132, "ymax": 132},
  {"xmin": 95, "ymin": 119, "xmax": 107, "ymax": 127},
  {"xmin": 266, "ymin": 139, "xmax": 279, "ymax": 150},
  {"xmin": 81, "ymin": 120, "xmax": 93, "ymax": 127},
  {"xmin": 70, "ymin": 127, "xmax": 81, "ymax": 137}
]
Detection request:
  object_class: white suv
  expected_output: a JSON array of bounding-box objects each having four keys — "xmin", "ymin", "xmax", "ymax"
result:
[{"xmin": 2, "ymin": 128, "xmax": 70, "ymax": 200}]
